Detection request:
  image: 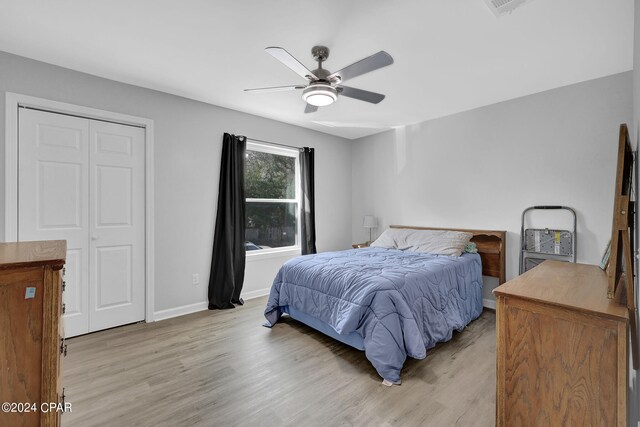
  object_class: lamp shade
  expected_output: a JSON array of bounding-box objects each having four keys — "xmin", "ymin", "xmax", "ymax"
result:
[{"xmin": 363, "ymin": 215, "xmax": 377, "ymax": 228}]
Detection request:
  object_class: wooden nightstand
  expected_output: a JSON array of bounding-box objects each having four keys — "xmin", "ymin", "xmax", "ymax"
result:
[{"xmin": 352, "ymin": 242, "xmax": 370, "ymax": 249}]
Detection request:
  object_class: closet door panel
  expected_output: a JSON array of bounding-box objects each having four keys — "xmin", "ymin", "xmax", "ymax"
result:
[
  {"xmin": 89, "ymin": 120, "xmax": 145, "ymax": 331},
  {"xmin": 18, "ymin": 109, "xmax": 90, "ymax": 337}
]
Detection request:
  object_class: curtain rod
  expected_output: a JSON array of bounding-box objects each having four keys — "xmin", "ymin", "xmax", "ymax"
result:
[{"xmin": 243, "ymin": 136, "xmax": 303, "ymax": 151}]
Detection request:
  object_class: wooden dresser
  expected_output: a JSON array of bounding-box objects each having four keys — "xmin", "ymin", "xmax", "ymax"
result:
[
  {"xmin": 494, "ymin": 261, "xmax": 628, "ymax": 426},
  {"xmin": 0, "ymin": 240, "xmax": 67, "ymax": 427}
]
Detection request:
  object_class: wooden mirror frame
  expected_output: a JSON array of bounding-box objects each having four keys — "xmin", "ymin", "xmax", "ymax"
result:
[{"xmin": 606, "ymin": 123, "xmax": 638, "ymax": 369}]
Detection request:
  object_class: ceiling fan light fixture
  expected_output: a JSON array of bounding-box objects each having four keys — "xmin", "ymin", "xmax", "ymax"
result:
[{"xmin": 302, "ymin": 83, "xmax": 337, "ymax": 107}]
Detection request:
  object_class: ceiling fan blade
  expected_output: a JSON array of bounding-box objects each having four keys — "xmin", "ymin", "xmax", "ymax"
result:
[
  {"xmin": 328, "ymin": 51, "xmax": 393, "ymax": 83},
  {"xmin": 244, "ymin": 85, "xmax": 305, "ymax": 93},
  {"xmin": 304, "ymin": 104, "xmax": 319, "ymax": 114},
  {"xmin": 265, "ymin": 47, "xmax": 319, "ymax": 82},
  {"xmin": 338, "ymin": 86, "xmax": 386, "ymax": 104}
]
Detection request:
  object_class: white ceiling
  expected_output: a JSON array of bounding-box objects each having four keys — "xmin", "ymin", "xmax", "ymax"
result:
[{"xmin": 0, "ymin": 0, "xmax": 634, "ymax": 139}]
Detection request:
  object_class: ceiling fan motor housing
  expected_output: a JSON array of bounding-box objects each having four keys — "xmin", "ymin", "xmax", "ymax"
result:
[{"xmin": 312, "ymin": 68, "xmax": 331, "ymax": 80}]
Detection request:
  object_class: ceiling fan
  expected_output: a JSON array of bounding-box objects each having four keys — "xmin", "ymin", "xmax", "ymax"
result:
[{"xmin": 244, "ymin": 45, "xmax": 393, "ymax": 113}]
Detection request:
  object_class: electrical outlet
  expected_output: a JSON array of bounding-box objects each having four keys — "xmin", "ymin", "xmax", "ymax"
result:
[{"xmin": 192, "ymin": 273, "xmax": 200, "ymax": 285}]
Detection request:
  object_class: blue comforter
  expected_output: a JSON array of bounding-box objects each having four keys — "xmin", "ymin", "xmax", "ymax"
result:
[{"xmin": 264, "ymin": 247, "xmax": 483, "ymax": 383}]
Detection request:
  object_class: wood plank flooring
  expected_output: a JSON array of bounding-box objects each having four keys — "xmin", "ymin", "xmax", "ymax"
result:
[{"xmin": 63, "ymin": 297, "xmax": 496, "ymax": 426}]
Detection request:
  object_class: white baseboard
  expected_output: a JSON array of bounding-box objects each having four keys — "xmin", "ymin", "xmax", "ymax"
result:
[
  {"xmin": 242, "ymin": 288, "xmax": 270, "ymax": 301},
  {"xmin": 483, "ymin": 298, "xmax": 496, "ymax": 310},
  {"xmin": 154, "ymin": 301, "xmax": 208, "ymax": 321},
  {"xmin": 153, "ymin": 289, "xmax": 270, "ymax": 322}
]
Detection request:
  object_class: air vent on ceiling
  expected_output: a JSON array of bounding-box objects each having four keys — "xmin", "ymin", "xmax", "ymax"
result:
[{"xmin": 483, "ymin": 0, "xmax": 534, "ymax": 17}]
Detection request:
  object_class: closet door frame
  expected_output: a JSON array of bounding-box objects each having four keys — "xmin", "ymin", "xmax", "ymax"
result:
[{"xmin": 4, "ymin": 92, "xmax": 156, "ymax": 322}]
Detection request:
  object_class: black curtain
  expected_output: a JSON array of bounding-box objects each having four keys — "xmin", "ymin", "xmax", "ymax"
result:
[
  {"xmin": 208, "ymin": 133, "xmax": 246, "ymax": 309},
  {"xmin": 300, "ymin": 147, "xmax": 317, "ymax": 255}
]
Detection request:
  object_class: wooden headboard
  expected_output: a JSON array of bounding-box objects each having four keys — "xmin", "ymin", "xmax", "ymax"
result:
[{"xmin": 390, "ymin": 225, "xmax": 507, "ymax": 284}]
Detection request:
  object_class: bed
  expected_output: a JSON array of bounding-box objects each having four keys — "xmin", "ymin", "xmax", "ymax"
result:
[{"xmin": 263, "ymin": 225, "xmax": 506, "ymax": 384}]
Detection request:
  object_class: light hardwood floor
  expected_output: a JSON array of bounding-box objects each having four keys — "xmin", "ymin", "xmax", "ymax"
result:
[{"xmin": 64, "ymin": 297, "xmax": 496, "ymax": 426}]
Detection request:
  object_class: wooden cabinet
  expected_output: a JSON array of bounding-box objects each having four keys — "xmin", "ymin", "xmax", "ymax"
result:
[
  {"xmin": 0, "ymin": 241, "xmax": 67, "ymax": 427},
  {"xmin": 494, "ymin": 261, "xmax": 628, "ymax": 426}
]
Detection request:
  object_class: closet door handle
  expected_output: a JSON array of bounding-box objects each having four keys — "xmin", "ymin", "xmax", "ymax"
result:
[{"xmin": 91, "ymin": 234, "xmax": 99, "ymax": 241}]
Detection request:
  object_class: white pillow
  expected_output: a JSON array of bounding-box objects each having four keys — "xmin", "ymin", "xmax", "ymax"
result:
[{"xmin": 370, "ymin": 228, "xmax": 473, "ymax": 257}]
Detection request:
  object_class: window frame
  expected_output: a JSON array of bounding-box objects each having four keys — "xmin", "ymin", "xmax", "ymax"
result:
[{"xmin": 245, "ymin": 141, "xmax": 301, "ymax": 257}]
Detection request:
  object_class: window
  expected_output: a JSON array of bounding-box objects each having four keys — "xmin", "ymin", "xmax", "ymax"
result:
[{"xmin": 245, "ymin": 142, "xmax": 300, "ymax": 253}]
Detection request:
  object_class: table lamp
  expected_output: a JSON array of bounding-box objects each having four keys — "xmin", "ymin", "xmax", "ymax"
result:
[{"xmin": 363, "ymin": 215, "xmax": 378, "ymax": 244}]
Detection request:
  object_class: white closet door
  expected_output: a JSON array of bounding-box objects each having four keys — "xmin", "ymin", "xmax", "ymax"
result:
[
  {"xmin": 88, "ymin": 120, "xmax": 145, "ymax": 331},
  {"xmin": 18, "ymin": 109, "xmax": 91, "ymax": 336},
  {"xmin": 18, "ymin": 108, "xmax": 146, "ymax": 336}
]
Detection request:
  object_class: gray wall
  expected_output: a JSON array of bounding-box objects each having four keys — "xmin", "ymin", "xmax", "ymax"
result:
[
  {"xmin": 351, "ymin": 72, "xmax": 632, "ymax": 305},
  {"xmin": 0, "ymin": 50, "xmax": 353, "ymax": 313}
]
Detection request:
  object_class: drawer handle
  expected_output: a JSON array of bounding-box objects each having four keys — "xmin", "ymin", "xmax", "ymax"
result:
[
  {"xmin": 59, "ymin": 338, "xmax": 67, "ymax": 356},
  {"xmin": 61, "ymin": 388, "xmax": 66, "ymax": 407},
  {"xmin": 62, "ymin": 280, "xmax": 66, "ymax": 292},
  {"xmin": 62, "ymin": 303, "xmax": 66, "ymax": 314}
]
